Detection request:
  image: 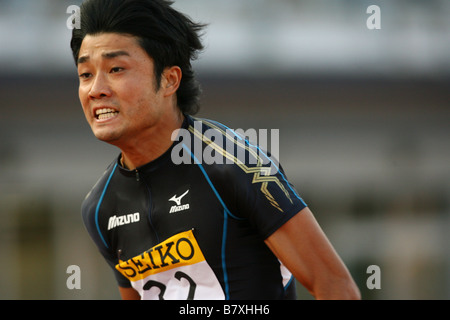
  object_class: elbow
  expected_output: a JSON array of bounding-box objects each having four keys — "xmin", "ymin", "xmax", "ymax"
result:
[{"xmin": 341, "ymin": 279, "xmax": 362, "ymax": 300}]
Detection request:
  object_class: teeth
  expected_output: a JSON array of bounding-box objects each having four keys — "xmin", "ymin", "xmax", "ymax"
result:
[
  {"xmin": 95, "ymin": 108, "xmax": 116, "ymax": 115},
  {"xmin": 98, "ymin": 113, "xmax": 117, "ymax": 120},
  {"xmin": 95, "ymin": 108, "xmax": 118, "ymax": 120}
]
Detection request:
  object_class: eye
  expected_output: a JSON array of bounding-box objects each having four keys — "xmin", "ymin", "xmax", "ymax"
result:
[
  {"xmin": 110, "ymin": 67, "xmax": 124, "ymax": 73},
  {"xmin": 79, "ymin": 72, "xmax": 92, "ymax": 80}
]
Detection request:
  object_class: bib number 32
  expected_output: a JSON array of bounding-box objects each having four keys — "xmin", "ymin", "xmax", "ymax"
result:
[{"xmin": 143, "ymin": 271, "xmax": 196, "ymax": 300}]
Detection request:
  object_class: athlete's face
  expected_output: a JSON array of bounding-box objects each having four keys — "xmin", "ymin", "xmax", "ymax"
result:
[{"xmin": 77, "ymin": 33, "xmax": 169, "ymax": 145}]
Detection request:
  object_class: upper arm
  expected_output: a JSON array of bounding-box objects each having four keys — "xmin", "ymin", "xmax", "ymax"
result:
[{"xmin": 264, "ymin": 207, "xmax": 361, "ymax": 300}]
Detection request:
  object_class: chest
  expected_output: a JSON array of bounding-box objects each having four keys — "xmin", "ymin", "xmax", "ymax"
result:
[{"xmin": 100, "ymin": 165, "xmax": 225, "ymax": 261}]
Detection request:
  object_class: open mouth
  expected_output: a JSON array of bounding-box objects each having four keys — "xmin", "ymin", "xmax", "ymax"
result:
[{"xmin": 95, "ymin": 108, "xmax": 119, "ymax": 120}]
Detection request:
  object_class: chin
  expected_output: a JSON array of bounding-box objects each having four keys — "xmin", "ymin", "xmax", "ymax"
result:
[{"xmin": 93, "ymin": 130, "xmax": 121, "ymax": 144}]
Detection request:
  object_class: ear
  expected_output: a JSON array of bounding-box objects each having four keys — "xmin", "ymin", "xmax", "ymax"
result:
[{"xmin": 161, "ymin": 66, "xmax": 182, "ymax": 98}]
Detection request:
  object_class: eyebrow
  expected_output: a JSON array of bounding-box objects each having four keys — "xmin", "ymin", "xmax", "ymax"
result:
[{"xmin": 77, "ymin": 50, "xmax": 131, "ymax": 64}]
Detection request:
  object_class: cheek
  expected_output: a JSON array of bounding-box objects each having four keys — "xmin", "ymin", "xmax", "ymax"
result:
[
  {"xmin": 123, "ymin": 81, "xmax": 158, "ymax": 111},
  {"xmin": 78, "ymin": 84, "xmax": 88, "ymax": 102}
]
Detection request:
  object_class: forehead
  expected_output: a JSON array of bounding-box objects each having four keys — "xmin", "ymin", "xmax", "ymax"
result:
[{"xmin": 78, "ymin": 33, "xmax": 146, "ymax": 63}]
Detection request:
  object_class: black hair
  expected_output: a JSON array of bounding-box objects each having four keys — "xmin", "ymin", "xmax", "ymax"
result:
[{"xmin": 70, "ymin": 0, "xmax": 205, "ymax": 115}]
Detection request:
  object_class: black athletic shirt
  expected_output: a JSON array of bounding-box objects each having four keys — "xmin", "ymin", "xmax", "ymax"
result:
[{"xmin": 81, "ymin": 115, "xmax": 307, "ymax": 300}]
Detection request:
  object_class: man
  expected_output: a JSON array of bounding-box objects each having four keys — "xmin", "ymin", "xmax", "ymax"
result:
[{"xmin": 71, "ymin": 0, "xmax": 360, "ymax": 300}]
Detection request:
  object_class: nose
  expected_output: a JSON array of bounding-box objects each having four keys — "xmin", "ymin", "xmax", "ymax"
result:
[{"xmin": 89, "ymin": 72, "xmax": 112, "ymax": 99}]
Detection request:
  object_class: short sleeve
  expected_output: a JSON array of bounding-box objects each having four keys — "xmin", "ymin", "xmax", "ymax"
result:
[
  {"xmin": 200, "ymin": 123, "xmax": 307, "ymax": 239},
  {"xmin": 188, "ymin": 116, "xmax": 307, "ymax": 238},
  {"xmin": 231, "ymin": 151, "xmax": 307, "ymax": 239}
]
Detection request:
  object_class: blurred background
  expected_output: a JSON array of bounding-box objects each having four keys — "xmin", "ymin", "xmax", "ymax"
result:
[{"xmin": 0, "ymin": 0, "xmax": 449, "ymax": 299}]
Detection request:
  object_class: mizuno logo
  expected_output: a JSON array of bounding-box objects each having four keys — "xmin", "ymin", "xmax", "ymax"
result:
[
  {"xmin": 169, "ymin": 190, "xmax": 190, "ymax": 213},
  {"xmin": 108, "ymin": 212, "xmax": 140, "ymax": 230}
]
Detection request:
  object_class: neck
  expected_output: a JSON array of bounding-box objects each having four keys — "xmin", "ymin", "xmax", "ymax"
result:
[{"xmin": 119, "ymin": 111, "xmax": 184, "ymax": 170}]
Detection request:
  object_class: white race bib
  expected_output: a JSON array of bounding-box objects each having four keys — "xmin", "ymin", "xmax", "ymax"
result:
[{"xmin": 116, "ymin": 230, "xmax": 225, "ymax": 300}]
